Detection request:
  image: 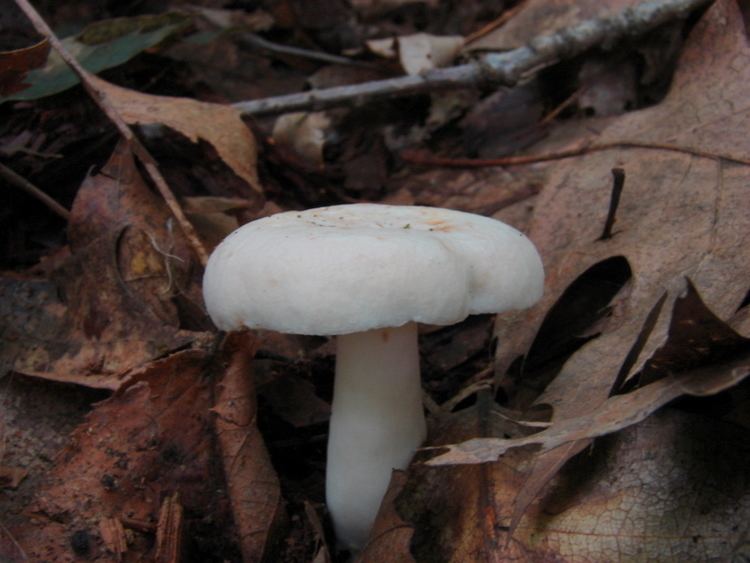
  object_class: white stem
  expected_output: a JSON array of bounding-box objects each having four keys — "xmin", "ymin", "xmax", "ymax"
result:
[{"xmin": 326, "ymin": 322, "xmax": 426, "ymax": 550}]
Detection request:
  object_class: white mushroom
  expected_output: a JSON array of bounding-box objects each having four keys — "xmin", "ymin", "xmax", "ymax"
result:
[{"xmin": 202, "ymin": 204, "xmax": 544, "ymax": 550}]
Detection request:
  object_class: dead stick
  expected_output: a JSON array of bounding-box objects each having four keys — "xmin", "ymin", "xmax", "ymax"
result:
[
  {"xmin": 0, "ymin": 161, "xmax": 70, "ymax": 220},
  {"xmin": 13, "ymin": 0, "xmax": 209, "ymax": 267},
  {"xmin": 400, "ymin": 141, "xmax": 750, "ymax": 168},
  {"xmin": 233, "ymin": 0, "xmax": 713, "ymax": 116}
]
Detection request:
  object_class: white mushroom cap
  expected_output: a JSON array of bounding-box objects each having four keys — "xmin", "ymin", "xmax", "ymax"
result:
[{"xmin": 203, "ymin": 204, "xmax": 544, "ymax": 335}]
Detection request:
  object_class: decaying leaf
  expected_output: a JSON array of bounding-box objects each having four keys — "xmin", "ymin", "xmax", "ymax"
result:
[
  {"xmin": 431, "ymin": 281, "xmax": 750, "ymax": 465},
  {"xmin": 366, "ymin": 33, "xmax": 463, "ymax": 75},
  {"xmin": 88, "ymin": 74, "xmax": 262, "ymax": 194},
  {"xmin": 0, "ymin": 142, "xmax": 200, "ymax": 389},
  {"xmin": 360, "ymin": 471, "xmax": 416, "ymax": 562},
  {"xmin": 0, "ymin": 37, "xmax": 49, "ymax": 96},
  {"xmin": 486, "ymin": 0, "xmax": 750, "ymax": 532},
  {"xmin": 399, "ymin": 406, "xmax": 750, "ymax": 561},
  {"xmin": 212, "ymin": 332, "xmax": 285, "ymax": 562},
  {"xmin": 9, "ymin": 350, "xmax": 227, "ymax": 561},
  {"xmin": 396, "ymin": 34, "xmax": 463, "ymax": 75},
  {"xmin": 272, "ymin": 112, "xmax": 332, "ymax": 169},
  {"xmin": 182, "ymin": 195, "xmax": 253, "ymax": 250},
  {"xmin": 0, "ymin": 13, "xmax": 189, "ymax": 103}
]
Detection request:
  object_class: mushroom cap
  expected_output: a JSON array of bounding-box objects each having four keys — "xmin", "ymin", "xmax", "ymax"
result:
[{"xmin": 203, "ymin": 204, "xmax": 544, "ymax": 335}]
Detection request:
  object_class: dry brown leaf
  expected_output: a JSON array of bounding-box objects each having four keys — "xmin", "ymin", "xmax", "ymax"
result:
[
  {"xmin": 429, "ymin": 353, "xmax": 750, "ymax": 465},
  {"xmin": 212, "ymin": 332, "xmax": 285, "ymax": 562},
  {"xmin": 385, "ymin": 165, "xmax": 543, "ymax": 219},
  {"xmin": 431, "ymin": 281, "xmax": 750, "ymax": 464},
  {"xmin": 486, "ymin": 0, "xmax": 750, "ymax": 532},
  {"xmin": 1, "ymin": 142, "xmax": 200, "ymax": 389},
  {"xmin": 9, "ymin": 350, "xmax": 230, "ymax": 561},
  {"xmin": 403, "ymin": 405, "xmax": 750, "ymax": 561},
  {"xmin": 0, "ymin": 37, "xmax": 50, "ymax": 96},
  {"xmin": 391, "ymin": 393, "xmax": 537, "ymax": 561},
  {"xmin": 88, "ymin": 74, "xmax": 261, "ymax": 194},
  {"xmin": 359, "ymin": 471, "xmax": 416, "ymax": 563}
]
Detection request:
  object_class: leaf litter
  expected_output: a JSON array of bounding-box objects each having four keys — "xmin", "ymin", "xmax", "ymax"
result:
[
  {"xmin": 2, "ymin": 0, "xmax": 750, "ymax": 561},
  {"xmin": 424, "ymin": 0, "xmax": 750, "ymax": 553}
]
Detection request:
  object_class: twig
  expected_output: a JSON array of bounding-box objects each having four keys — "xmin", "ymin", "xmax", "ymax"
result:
[
  {"xmin": 238, "ymin": 32, "xmax": 376, "ymax": 68},
  {"xmin": 13, "ymin": 0, "xmax": 210, "ymax": 267},
  {"xmin": 233, "ymin": 0, "xmax": 712, "ymax": 116},
  {"xmin": 400, "ymin": 141, "xmax": 750, "ymax": 168},
  {"xmin": 463, "ymin": 0, "xmax": 529, "ymax": 46},
  {"xmin": 0, "ymin": 161, "xmax": 71, "ymax": 220},
  {"xmin": 600, "ymin": 167, "xmax": 625, "ymax": 240}
]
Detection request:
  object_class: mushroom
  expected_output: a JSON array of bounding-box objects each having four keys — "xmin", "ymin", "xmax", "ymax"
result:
[{"xmin": 202, "ymin": 204, "xmax": 544, "ymax": 550}]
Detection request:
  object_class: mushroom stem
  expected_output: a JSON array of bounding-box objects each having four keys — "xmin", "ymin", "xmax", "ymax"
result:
[{"xmin": 326, "ymin": 322, "xmax": 426, "ymax": 550}]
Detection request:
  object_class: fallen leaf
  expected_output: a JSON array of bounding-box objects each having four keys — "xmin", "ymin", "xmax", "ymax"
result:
[
  {"xmin": 386, "ymin": 165, "xmax": 543, "ymax": 218},
  {"xmin": 0, "ymin": 13, "xmax": 189, "ymax": 103},
  {"xmin": 182, "ymin": 195, "xmax": 252, "ymax": 249},
  {"xmin": 212, "ymin": 332, "xmax": 285, "ymax": 562},
  {"xmin": 397, "ymin": 33, "xmax": 463, "ymax": 75},
  {"xmin": 366, "ymin": 33, "xmax": 463, "ymax": 75},
  {"xmin": 272, "ymin": 112, "xmax": 332, "ymax": 169},
  {"xmin": 0, "ymin": 38, "xmax": 49, "ymax": 96},
  {"xmin": 360, "ymin": 471, "xmax": 416, "ymax": 562},
  {"xmin": 1, "ymin": 142, "xmax": 200, "ymax": 389},
  {"xmin": 486, "ymin": 0, "xmax": 750, "ymax": 520},
  {"xmin": 428, "ymin": 352, "xmax": 750, "ymax": 465},
  {"xmin": 9, "ymin": 350, "xmax": 232, "ymax": 561},
  {"xmin": 89, "ymin": 74, "xmax": 262, "ymax": 194},
  {"xmin": 400, "ymin": 402, "xmax": 750, "ymax": 560}
]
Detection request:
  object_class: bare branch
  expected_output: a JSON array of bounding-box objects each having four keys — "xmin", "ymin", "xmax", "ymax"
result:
[
  {"xmin": 233, "ymin": 0, "xmax": 713, "ymax": 117},
  {"xmin": 0, "ymin": 161, "xmax": 70, "ymax": 220}
]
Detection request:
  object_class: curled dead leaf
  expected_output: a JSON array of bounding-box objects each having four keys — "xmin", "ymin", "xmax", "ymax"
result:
[{"xmin": 88, "ymin": 75, "xmax": 262, "ymax": 194}]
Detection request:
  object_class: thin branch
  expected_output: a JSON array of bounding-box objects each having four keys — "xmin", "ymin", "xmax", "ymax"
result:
[
  {"xmin": 0, "ymin": 161, "xmax": 71, "ymax": 220},
  {"xmin": 14, "ymin": 0, "xmax": 210, "ymax": 267},
  {"xmin": 463, "ymin": 0, "xmax": 529, "ymax": 46},
  {"xmin": 238, "ymin": 32, "xmax": 376, "ymax": 69},
  {"xmin": 400, "ymin": 141, "xmax": 750, "ymax": 168},
  {"xmin": 233, "ymin": 0, "xmax": 713, "ymax": 116}
]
